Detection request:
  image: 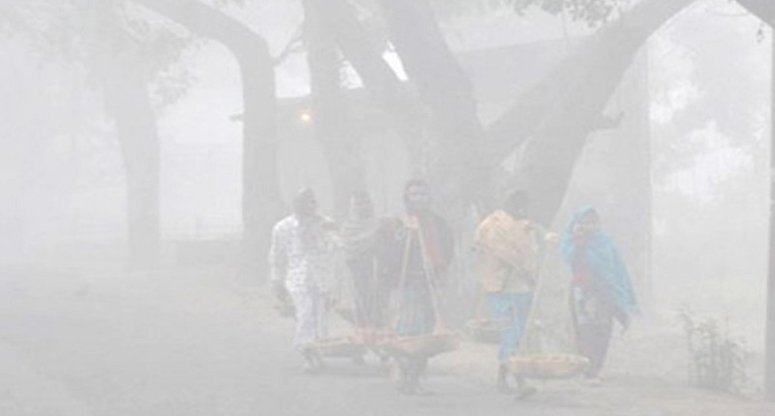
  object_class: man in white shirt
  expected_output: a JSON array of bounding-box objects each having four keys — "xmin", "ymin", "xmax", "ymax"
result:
[{"xmin": 269, "ymin": 188, "xmax": 338, "ymax": 372}]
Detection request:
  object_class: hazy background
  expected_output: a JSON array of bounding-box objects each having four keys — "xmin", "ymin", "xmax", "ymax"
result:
[{"xmin": 0, "ymin": 0, "xmax": 773, "ymax": 412}]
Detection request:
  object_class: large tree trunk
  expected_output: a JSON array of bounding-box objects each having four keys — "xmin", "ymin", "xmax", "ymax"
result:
[
  {"xmin": 239, "ymin": 39, "xmax": 282, "ymax": 276},
  {"xmin": 486, "ymin": 0, "xmax": 697, "ymax": 224},
  {"xmin": 734, "ymin": 0, "xmax": 775, "ymax": 401},
  {"xmin": 134, "ymin": 0, "xmax": 282, "ymax": 278},
  {"xmin": 313, "ymin": 0, "xmax": 427, "ymax": 172},
  {"xmin": 102, "ymin": 66, "xmax": 160, "ymax": 269},
  {"xmin": 375, "ymin": 0, "xmax": 490, "ymax": 208},
  {"xmin": 311, "ymin": 0, "xmax": 420, "ymax": 122},
  {"xmin": 330, "ymin": 0, "xmax": 695, "ymax": 224},
  {"xmin": 735, "ymin": 0, "xmax": 775, "ymax": 23},
  {"xmin": 303, "ymin": 0, "xmax": 368, "ymax": 220},
  {"xmin": 767, "ymin": 30, "xmax": 775, "ymax": 402}
]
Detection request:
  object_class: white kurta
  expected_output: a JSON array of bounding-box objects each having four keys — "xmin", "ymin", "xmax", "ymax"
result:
[{"xmin": 269, "ymin": 215, "xmax": 339, "ymax": 350}]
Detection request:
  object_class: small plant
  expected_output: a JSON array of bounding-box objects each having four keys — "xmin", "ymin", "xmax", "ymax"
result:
[{"xmin": 677, "ymin": 308, "xmax": 749, "ymax": 395}]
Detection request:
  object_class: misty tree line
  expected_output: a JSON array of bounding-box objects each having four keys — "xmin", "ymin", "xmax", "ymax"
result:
[{"xmin": 1, "ymin": 0, "xmax": 773, "ymax": 275}]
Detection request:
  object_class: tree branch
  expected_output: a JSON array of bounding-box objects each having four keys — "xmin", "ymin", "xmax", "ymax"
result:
[
  {"xmin": 485, "ymin": 0, "xmax": 698, "ymax": 165},
  {"xmin": 314, "ymin": 0, "xmax": 424, "ymax": 125},
  {"xmin": 486, "ymin": 0, "xmax": 698, "ymax": 223},
  {"xmin": 132, "ymin": 0, "xmax": 282, "ymax": 275},
  {"xmin": 272, "ymin": 23, "xmax": 304, "ymax": 67},
  {"xmin": 132, "ymin": 0, "xmax": 269, "ymax": 57},
  {"xmin": 735, "ymin": 0, "xmax": 775, "ymax": 26}
]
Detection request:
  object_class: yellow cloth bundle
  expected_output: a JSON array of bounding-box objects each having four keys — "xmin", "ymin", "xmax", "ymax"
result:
[{"xmin": 474, "ymin": 210, "xmax": 539, "ymax": 293}]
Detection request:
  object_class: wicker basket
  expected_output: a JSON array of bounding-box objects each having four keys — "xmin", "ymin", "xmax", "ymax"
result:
[
  {"xmin": 356, "ymin": 329, "xmax": 393, "ymax": 345},
  {"xmin": 308, "ymin": 336, "xmax": 367, "ymax": 358},
  {"xmin": 378, "ymin": 332, "xmax": 460, "ymax": 358},
  {"xmin": 353, "ymin": 329, "xmax": 395, "ymax": 359},
  {"xmin": 508, "ymin": 353, "xmax": 590, "ymax": 380},
  {"xmin": 465, "ymin": 319, "xmax": 500, "ymax": 344}
]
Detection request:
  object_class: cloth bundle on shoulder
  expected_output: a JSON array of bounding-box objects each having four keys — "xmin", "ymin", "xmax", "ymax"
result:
[{"xmin": 474, "ymin": 210, "xmax": 539, "ymax": 292}]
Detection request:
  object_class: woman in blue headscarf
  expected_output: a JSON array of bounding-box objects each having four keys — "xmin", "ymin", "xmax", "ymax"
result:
[{"xmin": 561, "ymin": 206, "xmax": 637, "ymax": 383}]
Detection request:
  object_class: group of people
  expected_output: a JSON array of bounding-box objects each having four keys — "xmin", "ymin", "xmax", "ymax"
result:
[
  {"xmin": 268, "ymin": 179, "xmax": 638, "ymax": 396},
  {"xmin": 269, "ymin": 180, "xmax": 453, "ymax": 392},
  {"xmin": 473, "ymin": 193, "xmax": 638, "ymax": 395}
]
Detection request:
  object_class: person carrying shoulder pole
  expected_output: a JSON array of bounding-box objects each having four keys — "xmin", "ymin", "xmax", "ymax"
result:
[{"xmin": 473, "ymin": 190, "xmax": 543, "ymax": 396}]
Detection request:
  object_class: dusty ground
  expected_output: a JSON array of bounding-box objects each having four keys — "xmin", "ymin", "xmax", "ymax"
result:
[{"xmin": 0, "ymin": 266, "xmax": 773, "ymax": 416}]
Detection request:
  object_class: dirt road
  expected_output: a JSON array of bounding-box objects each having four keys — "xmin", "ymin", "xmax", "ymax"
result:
[{"xmin": 0, "ymin": 267, "xmax": 771, "ymax": 416}]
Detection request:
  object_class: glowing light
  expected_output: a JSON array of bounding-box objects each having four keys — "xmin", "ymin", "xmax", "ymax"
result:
[{"xmin": 299, "ymin": 111, "xmax": 313, "ymax": 124}]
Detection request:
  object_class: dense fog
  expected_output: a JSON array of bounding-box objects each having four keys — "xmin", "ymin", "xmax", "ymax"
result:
[{"xmin": 1, "ymin": 0, "xmax": 774, "ymax": 414}]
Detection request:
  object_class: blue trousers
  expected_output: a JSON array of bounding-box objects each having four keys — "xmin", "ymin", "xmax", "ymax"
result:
[{"xmin": 488, "ymin": 292, "xmax": 533, "ymax": 363}]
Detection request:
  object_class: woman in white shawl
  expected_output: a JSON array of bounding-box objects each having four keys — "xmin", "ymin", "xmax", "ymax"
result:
[{"xmin": 339, "ymin": 192, "xmax": 390, "ymax": 329}]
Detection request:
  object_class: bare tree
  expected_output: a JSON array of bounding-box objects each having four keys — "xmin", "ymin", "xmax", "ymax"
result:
[{"xmin": 134, "ymin": 0, "xmax": 282, "ymax": 276}]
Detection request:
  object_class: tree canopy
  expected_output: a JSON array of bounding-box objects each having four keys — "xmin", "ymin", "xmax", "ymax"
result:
[{"xmin": 430, "ymin": 0, "xmax": 635, "ymax": 25}]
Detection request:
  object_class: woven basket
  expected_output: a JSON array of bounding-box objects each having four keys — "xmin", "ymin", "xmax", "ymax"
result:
[
  {"xmin": 465, "ymin": 319, "xmax": 500, "ymax": 344},
  {"xmin": 354, "ymin": 329, "xmax": 396, "ymax": 358},
  {"xmin": 508, "ymin": 353, "xmax": 590, "ymax": 380},
  {"xmin": 356, "ymin": 329, "xmax": 393, "ymax": 345},
  {"xmin": 378, "ymin": 332, "xmax": 459, "ymax": 358},
  {"xmin": 308, "ymin": 336, "xmax": 367, "ymax": 358}
]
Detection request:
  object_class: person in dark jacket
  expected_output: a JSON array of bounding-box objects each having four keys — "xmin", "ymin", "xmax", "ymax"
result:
[{"xmin": 386, "ymin": 179, "xmax": 454, "ymax": 394}]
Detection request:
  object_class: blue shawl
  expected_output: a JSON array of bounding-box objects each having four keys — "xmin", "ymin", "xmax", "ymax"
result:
[{"xmin": 561, "ymin": 205, "xmax": 638, "ymax": 314}]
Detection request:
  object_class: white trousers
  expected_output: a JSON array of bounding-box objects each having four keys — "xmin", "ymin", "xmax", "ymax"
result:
[{"xmin": 288, "ymin": 286, "xmax": 330, "ymax": 351}]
